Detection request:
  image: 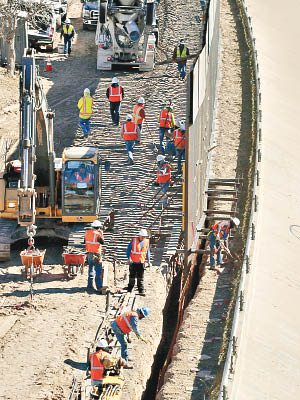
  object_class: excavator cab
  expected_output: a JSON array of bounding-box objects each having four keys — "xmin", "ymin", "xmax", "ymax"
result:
[{"xmin": 61, "ymin": 146, "xmax": 101, "ymax": 223}]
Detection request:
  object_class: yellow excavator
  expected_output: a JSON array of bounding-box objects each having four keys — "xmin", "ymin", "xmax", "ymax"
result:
[{"xmin": 0, "ymin": 49, "xmax": 101, "ymax": 260}]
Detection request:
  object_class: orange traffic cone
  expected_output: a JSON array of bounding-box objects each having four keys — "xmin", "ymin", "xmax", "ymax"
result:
[{"xmin": 46, "ymin": 56, "xmax": 52, "ymax": 72}]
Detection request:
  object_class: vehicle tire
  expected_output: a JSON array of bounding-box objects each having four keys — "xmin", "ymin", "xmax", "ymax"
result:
[
  {"xmin": 146, "ymin": 2, "xmax": 154, "ymax": 26},
  {"xmin": 99, "ymin": 0, "xmax": 108, "ymax": 24},
  {"xmin": 46, "ymin": 43, "xmax": 54, "ymax": 52}
]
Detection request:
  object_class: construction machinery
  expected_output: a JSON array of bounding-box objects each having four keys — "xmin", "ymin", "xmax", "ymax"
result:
[
  {"xmin": 95, "ymin": 0, "xmax": 159, "ymax": 71},
  {"xmin": 0, "ymin": 49, "xmax": 101, "ymax": 261}
]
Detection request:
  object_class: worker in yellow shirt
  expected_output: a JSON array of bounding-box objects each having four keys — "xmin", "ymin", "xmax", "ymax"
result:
[{"xmin": 77, "ymin": 88, "xmax": 93, "ymax": 138}]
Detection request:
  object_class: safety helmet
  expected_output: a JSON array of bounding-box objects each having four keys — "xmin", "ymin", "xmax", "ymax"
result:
[
  {"xmin": 231, "ymin": 217, "xmax": 240, "ymax": 227},
  {"xmin": 157, "ymin": 154, "xmax": 165, "ymax": 163},
  {"xmin": 138, "ymin": 306, "xmax": 150, "ymax": 318},
  {"xmin": 166, "ymin": 105, "xmax": 173, "ymax": 111},
  {"xmin": 138, "ymin": 97, "xmax": 145, "ymax": 104},
  {"xmin": 84, "ymin": 88, "xmax": 90, "ymax": 94},
  {"xmin": 97, "ymin": 339, "xmax": 109, "ymax": 348},
  {"xmin": 91, "ymin": 219, "xmax": 101, "ymax": 228},
  {"xmin": 112, "ymin": 77, "xmax": 119, "ymax": 84},
  {"xmin": 138, "ymin": 228, "xmax": 148, "ymax": 237},
  {"xmin": 175, "ymin": 118, "xmax": 181, "ymax": 127},
  {"xmin": 179, "ymin": 122, "xmax": 186, "ymax": 131},
  {"xmin": 179, "ymin": 38, "xmax": 185, "ymax": 44},
  {"xmin": 65, "ymin": 18, "xmax": 71, "ymax": 24},
  {"xmin": 126, "ymin": 114, "xmax": 132, "ymax": 120}
]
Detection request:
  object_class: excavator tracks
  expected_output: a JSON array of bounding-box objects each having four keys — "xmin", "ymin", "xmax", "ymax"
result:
[{"xmin": 0, "ymin": 219, "xmax": 18, "ymax": 261}]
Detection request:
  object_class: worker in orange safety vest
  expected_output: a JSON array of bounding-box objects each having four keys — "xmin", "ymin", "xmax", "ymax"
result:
[
  {"xmin": 75, "ymin": 164, "xmax": 92, "ymax": 183},
  {"xmin": 125, "ymin": 228, "xmax": 151, "ymax": 295},
  {"xmin": 132, "ymin": 97, "xmax": 146, "ymax": 133},
  {"xmin": 106, "ymin": 77, "xmax": 124, "ymax": 126},
  {"xmin": 208, "ymin": 217, "xmax": 240, "ymax": 269},
  {"xmin": 173, "ymin": 121, "xmax": 186, "ymax": 174},
  {"xmin": 110, "ymin": 307, "xmax": 150, "ymax": 365},
  {"xmin": 158, "ymin": 104, "xmax": 175, "ymax": 154},
  {"xmin": 85, "ymin": 219, "xmax": 104, "ymax": 292},
  {"xmin": 120, "ymin": 114, "xmax": 140, "ymax": 165},
  {"xmin": 154, "ymin": 154, "xmax": 171, "ymax": 207},
  {"xmin": 77, "ymin": 88, "xmax": 93, "ymax": 138}
]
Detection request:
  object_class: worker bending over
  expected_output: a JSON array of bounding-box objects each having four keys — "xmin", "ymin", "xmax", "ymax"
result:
[
  {"xmin": 111, "ymin": 307, "xmax": 150, "ymax": 366},
  {"xmin": 174, "ymin": 121, "xmax": 186, "ymax": 174},
  {"xmin": 60, "ymin": 18, "xmax": 75, "ymax": 56},
  {"xmin": 172, "ymin": 39, "xmax": 190, "ymax": 80},
  {"xmin": 208, "ymin": 217, "xmax": 240, "ymax": 269},
  {"xmin": 155, "ymin": 155, "xmax": 171, "ymax": 208},
  {"xmin": 85, "ymin": 219, "xmax": 104, "ymax": 292},
  {"xmin": 158, "ymin": 104, "xmax": 175, "ymax": 154},
  {"xmin": 77, "ymin": 88, "xmax": 93, "ymax": 138},
  {"xmin": 125, "ymin": 228, "xmax": 151, "ymax": 296},
  {"xmin": 121, "ymin": 114, "xmax": 140, "ymax": 165},
  {"xmin": 132, "ymin": 97, "xmax": 146, "ymax": 133},
  {"xmin": 89, "ymin": 339, "xmax": 129, "ymax": 389},
  {"xmin": 106, "ymin": 77, "xmax": 124, "ymax": 126}
]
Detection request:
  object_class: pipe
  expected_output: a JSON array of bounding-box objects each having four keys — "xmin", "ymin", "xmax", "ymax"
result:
[{"xmin": 47, "ymin": 113, "xmax": 56, "ymax": 208}]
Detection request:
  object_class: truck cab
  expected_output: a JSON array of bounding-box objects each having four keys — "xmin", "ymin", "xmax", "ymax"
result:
[{"xmin": 82, "ymin": 0, "xmax": 99, "ymax": 30}]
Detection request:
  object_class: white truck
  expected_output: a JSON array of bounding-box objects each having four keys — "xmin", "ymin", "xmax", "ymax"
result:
[{"xmin": 95, "ymin": 0, "xmax": 159, "ymax": 71}]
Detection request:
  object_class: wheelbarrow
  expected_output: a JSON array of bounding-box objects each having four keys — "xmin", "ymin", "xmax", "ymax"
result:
[
  {"xmin": 63, "ymin": 252, "xmax": 87, "ymax": 278},
  {"xmin": 20, "ymin": 249, "xmax": 46, "ymax": 279}
]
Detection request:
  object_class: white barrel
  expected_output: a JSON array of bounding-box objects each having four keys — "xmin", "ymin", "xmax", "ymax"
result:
[
  {"xmin": 125, "ymin": 20, "xmax": 140, "ymax": 42},
  {"xmin": 57, "ymin": 43, "xmax": 64, "ymax": 54}
]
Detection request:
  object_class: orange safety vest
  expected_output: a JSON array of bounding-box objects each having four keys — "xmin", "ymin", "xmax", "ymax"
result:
[
  {"xmin": 122, "ymin": 121, "xmax": 138, "ymax": 141},
  {"xmin": 85, "ymin": 229, "xmax": 103, "ymax": 254},
  {"xmin": 109, "ymin": 85, "xmax": 123, "ymax": 102},
  {"xmin": 157, "ymin": 163, "xmax": 171, "ymax": 184},
  {"xmin": 132, "ymin": 104, "xmax": 144, "ymax": 125},
  {"xmin": 89, "ymin": 350, "xmax": 107, "ymax": 381},
  {"xmin": 130, "ymin": 237, "xmax": 149, "ymax": 263},
  {"xmin": 116, "ymin": 310, "xmax": 139, "ymax": 334},
  {"xmin": 174, "ymin": 129, "xmax": 186, "ymax": 148},
  {"xmin": 210, "ymin": 222, "xmax": 230, "ymax": 239},
  {"xmin": 159, "ymin": 109, "xmax": 173, "ymax": 128},
  {"xmin": 75, "ymin": 172, "xmax": 91, "ymax": 182},
  {"xmin": 78, "ymin": 96, "xmax": 93, "ymax": 119}
]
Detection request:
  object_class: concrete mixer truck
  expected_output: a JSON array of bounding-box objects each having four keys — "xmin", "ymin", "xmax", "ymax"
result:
[{"xmin": 95, "ymin": 0, "xmax": 159, "ymax": 71}]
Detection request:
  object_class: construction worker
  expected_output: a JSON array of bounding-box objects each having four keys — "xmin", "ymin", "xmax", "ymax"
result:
[
  {"xmin": 158, "ymin": 104, "xmax": 175, "ymax": 154},
  {"xmin": 89, "ymin": 339, "xmax": 129, "ymax": 387},
  {"xmin": 174, "ymin": 121, "xmax": 186, "ymax": 174},
  {"xmin": 125, "ymin": 228, "xmax": 151, "ymax": 296},
  {"xmin": 154, "ymin": 155, "xmax": 171, "ymax": 208},
  {"xmin": 75, "ymin": 164, "xmax": 92, "ymax": 183},
  {"xmin": 120, "ymin": 114, "xmax": 140, "ymax": 165},
  {"xmin": 106, "ymin": 77, "xmax": 124, "ymax": 126},
  {"xmin": 60, "ymin": 18, "xmax": 75, "ymax": 56},
  {"xmin": 77, "ymin": 88, "xmax": 93, "ymax": 138},
  {"xmin": 172, "ymin": 39, "xmax": 190, "ymax": 80},
  {"xmin": 132, "ymin": 97, "xmax": 146, "ymax": 133},
  {"xmin": 110, "ymin": 307, "xmax": 150, "ymax": 364},
  {"xmin": 208, "ymin": 217, "xmax": 240, "ymax": 269},
  {"xmin": 84, "ymin": 220, "xmax": 104, "ymax": 292}
]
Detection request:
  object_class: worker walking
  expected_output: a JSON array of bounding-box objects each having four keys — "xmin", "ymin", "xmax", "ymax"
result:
[
  {"xmin": 125, "ymin": 228, "xmax": 151, "ymax": 296},
  {"xmin": 174, "ymin": 121, "xmax": 186, "ymax": 174},
  {"xmin": 172, "ymin": 39, "xmax": 190, "ymax": 80},
  {"xmin": 84, "ymin": 219, "xmax": 104, "ymax": 292},
  {"xmin": 60, "ymin": 18, "xmax": 75, "ymax": 56},
  {"xmin": 155, "ymin": 155, "xmax": 171, "ymax": 208},
  {"xmin": 106, "ymin": 77, "xmax": 124, "ymax": 126},
  {"xmin": 121, "ymin": 114, "xmax": 140, "ymax": 165},
  {"xmin": 208, "ymin": 217, "xmax": 240, "ymax": 269},
  {"xmin": 110, "ymin": 307, "xmax": 150, "ymax": 364},
  {"xmin": 158, "ymin": 104, "xmax": 175, "ymax": 154},
  {"xmin": 77, "ymin": 88, "xmax": 93, "ymax": 138},
  {"xmin": 89, "ymin": 339, "xmax": 130, "ymax": 387},
  {"xmin": 132, "ymin": 97, "xmax": 146, "ymax": 133}
]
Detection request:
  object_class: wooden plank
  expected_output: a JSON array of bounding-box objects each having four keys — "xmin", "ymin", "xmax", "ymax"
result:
[
  {"xmin": 204, "ymin": 210, "xmax": 237, "ymax": 215},
  {"xmin": 207, "ymin": 196, "xmax": 238, "ymax": 201},
  {"xmin": 206, "ymin": 189, "xmax": 237, "ymax": 195}
]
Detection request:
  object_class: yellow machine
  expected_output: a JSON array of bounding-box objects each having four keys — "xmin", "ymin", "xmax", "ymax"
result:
[{"xmin": 0, "ymin": 50, "xmax": 101, "ymax": 260}]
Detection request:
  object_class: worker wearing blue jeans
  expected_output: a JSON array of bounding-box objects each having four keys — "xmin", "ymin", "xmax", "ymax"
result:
[
  {"xmin": 84, "ymin": 220, "xmax": 104, "ymax": 291},
  {"xmin": 87, "ymin": 253, "xmax": 103, "ymax": 290},
  {"xmin": 79, "ymin": 117, "xmax": 91, "ymax": 136}
]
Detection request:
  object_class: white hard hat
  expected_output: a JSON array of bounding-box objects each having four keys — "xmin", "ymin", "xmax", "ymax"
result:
[
  {"xmin": 138, "ymin": 228, "xmax": 148, "ymax": 237},
  {"xmin": 175, "ymin": 118, "xmax": 181, "ymax": 126},
  {"xmin": 65, "ymin": 18, "xmax": 71, "ymax": 24},
  {"xmin": 97, "ymin": 339, "xmax": 109, "ymax": 348},
  {"xmin": 157, "ymin": 154, "xmax": 165, "ymax": 163},
  {"xmin": 126, "ymin": 114, "xmax": 132, "ymax": 120},
  {"xmin": 112, "ymin": 77, "xmax": 119, "ymax": 84},
  {"xmin": 84, "ymin": 88, "xmax": 90, "ymax": 94},
  {"xmin": 91, "ymin": 219, "xmax": 101, "ymax": 228},
  {"xmin": 179, "ymin": 122, "xmax": 186, "ymax": 131},
  {"xmin": 138, "ymin": 97, "xmax": 145, "ymax": 104},
  {"xmin": 231, "ymin": 217, "xmax": 240, "ymax": 227}
]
